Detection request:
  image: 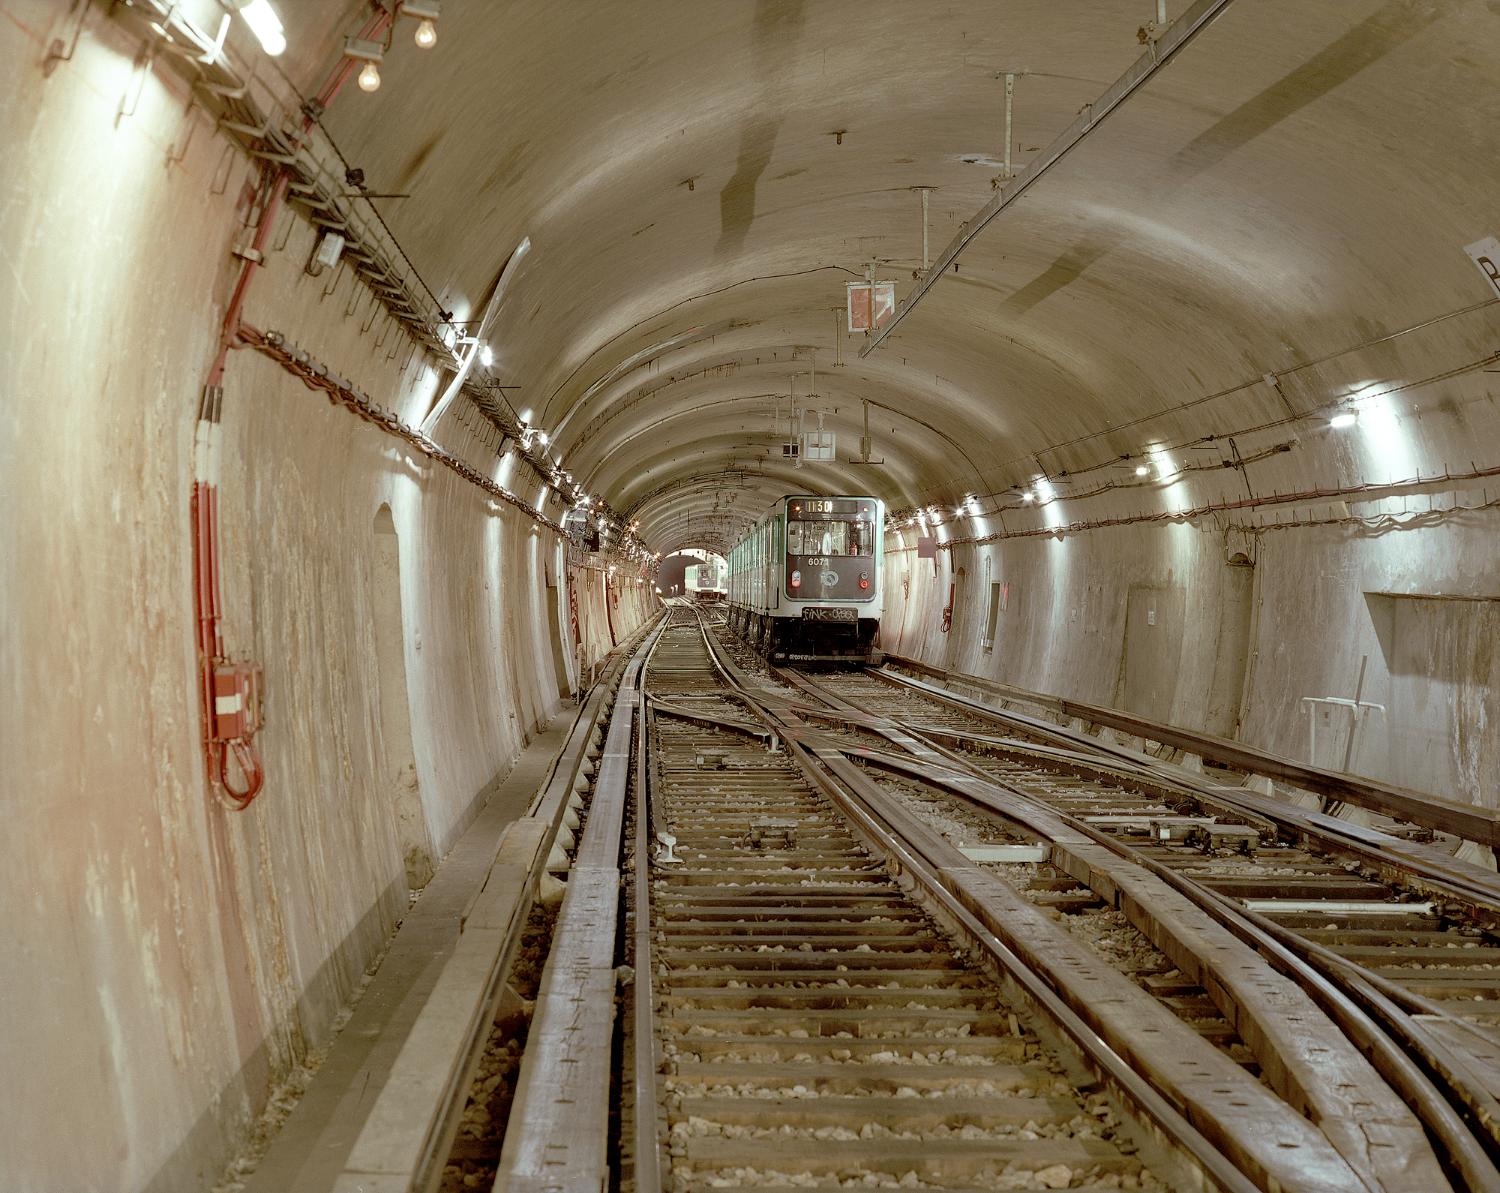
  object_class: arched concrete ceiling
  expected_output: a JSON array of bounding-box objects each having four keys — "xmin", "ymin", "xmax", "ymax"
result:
[{"xmin": 301, "ymin": 0, "xmax": 1499, "ymax": 553}]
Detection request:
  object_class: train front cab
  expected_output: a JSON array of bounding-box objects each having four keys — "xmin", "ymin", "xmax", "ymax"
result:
[{"xmin": 732, "ymin": 496, "xmax": 883, "ymax": 665}]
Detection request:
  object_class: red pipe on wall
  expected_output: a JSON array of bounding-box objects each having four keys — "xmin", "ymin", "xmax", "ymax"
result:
[{"xmin": 191, "ymin": 7, "xmax": 394, "ymax": 809}]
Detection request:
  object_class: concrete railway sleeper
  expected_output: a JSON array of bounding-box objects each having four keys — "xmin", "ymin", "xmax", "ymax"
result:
[{"xmin": 747, "ymin": 659, "xmax": 1500, "ymax": 1189}]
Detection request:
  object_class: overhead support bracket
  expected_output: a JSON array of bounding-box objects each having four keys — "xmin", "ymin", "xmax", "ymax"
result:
[
  {"xmin": 1000, "ymin": 72, "xmax": 1016, "ymax": 182},
  {"xmin": 860, "ymin": 0, "xmax": 1237, "ymax": 358},
  {"xmin": 421, "ymin": 237, "xmax": 529, "ymax": 435}
]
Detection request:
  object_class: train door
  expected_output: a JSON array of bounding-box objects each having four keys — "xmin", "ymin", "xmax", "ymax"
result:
[{"xmin": 771, "ymin": 509, "xmax": 781, "ymax": 609}]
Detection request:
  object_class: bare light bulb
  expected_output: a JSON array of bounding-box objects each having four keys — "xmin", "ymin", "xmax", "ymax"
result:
[
  {"xmin": 414, "ymin": 18, "xmax": 437, "ymax": 47},
  {"xmin": 1134, "ymin": 464, "xmax": 1150, "ymax": 476},
  {"xmin": 478, "ymin": 343, "xmax": 494, "ymax": 367},
  {"xmin": 357, "ymin": 61, "xmax": 381, "ymax": 92}
]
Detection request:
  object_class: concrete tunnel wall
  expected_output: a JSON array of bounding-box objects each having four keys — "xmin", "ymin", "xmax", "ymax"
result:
[
  {"xmin": 881, "ymin": 511, "xmax": 1500, "ymax": 810},
  {"xmin": 5, "ymin": 1, "xmax": 1500, "ymax": 1190},
  {"xmin": 0, "ymin": 11, "xmax": 653, "ymax": 1192}
]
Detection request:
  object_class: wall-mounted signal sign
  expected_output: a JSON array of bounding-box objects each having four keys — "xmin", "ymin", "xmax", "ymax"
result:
[{"xmin": 847, "ymin": 281, "xmax": 896, "ymax": 332}]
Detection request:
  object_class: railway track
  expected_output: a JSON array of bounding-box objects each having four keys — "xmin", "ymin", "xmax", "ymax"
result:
[
  {"xmin": 639, "ymin": 616, "xmax": 1165, "ymax": 1190},
  {"xmin": 301, "ymin": 607, "xmax": 1500, "ymax": 1193},
  {"xmin": 789, "ymin": 668, "xmax": 1500, "ymax": 993},
  {"xmin": 739, "ymin": 652, "xmax": 1500, "ymax": 1191}
]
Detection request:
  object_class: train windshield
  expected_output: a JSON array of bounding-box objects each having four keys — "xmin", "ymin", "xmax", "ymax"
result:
[{"xmin": 787, "ymin": 519, "xmax": 875, "ymax": 557}]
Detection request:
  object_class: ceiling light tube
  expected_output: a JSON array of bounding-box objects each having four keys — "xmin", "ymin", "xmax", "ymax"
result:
[
  {"xmin": 234, "ymin": 0, "xmax": 286, "ymax": 56},
  {"xmin": 1328, "ymin": 410, "xmax": 1358, "ymax": 429}
]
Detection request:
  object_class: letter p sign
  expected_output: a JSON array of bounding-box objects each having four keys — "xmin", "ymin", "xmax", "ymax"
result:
[{"xmin": 1465, "ymin": 237, "xmax": 1500, "ymax": 300}]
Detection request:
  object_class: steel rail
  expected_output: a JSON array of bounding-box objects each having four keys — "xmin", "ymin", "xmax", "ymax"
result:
[
  {"xmin": 780, "ymin": 668, "xmax": 1500, "ymax": 1189},
  {"xmin": 328, "ymin": 614, "xmax": 663, "ymax": 1193},
  {"xmin": 872, "ymin": 666, "xmax": 1500, "ymax": 915},
  {"xmin": 492, "ymin": 618, "xmax": 668, "ymax": 1192},
  {"xmin": 688, "ymin": 617, "xmax": 1261, "ymax": 1192},
  {"xmin": 893, "ymin": 716, "xmax": 1500, "ymax": 917},
  {"xmin": 860, "ymin": 0, "xmax": 1237, "ymax": 357},
  {"xmin": 773, "ymin": 673, "xmax": 1466, "ymax": 1190},
  {"xmin": 629, "ymin": 644, "xmax": 666, "ymax": 1193},
  {"xmin": 883, "ymin": 656, "xmax": 1500, "ymax": 850}
]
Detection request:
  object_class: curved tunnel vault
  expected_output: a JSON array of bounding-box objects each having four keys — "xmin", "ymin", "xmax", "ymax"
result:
[{"xmin": 4, "ymin": 0, "xmax": 1500, "ymax": 1188}]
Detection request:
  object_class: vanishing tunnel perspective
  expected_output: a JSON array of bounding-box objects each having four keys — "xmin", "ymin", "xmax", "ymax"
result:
[{"xmin": 4, "ymin": 1, "xmax": 1500, "ymax": 1191}]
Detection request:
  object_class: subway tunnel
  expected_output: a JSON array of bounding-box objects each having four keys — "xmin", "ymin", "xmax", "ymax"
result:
[{"xmin": 4, "ymin": 1, "xmax": 1500, "ymax": 1190}]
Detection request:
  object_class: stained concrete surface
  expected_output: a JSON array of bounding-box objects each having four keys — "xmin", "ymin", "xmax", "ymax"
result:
[{"xmin": 236, "ymin": 717, "xmax": 571, "ymax": 1193}]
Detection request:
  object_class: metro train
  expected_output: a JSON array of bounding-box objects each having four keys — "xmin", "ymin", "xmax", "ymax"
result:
[
  {"xmin": 685, "ymin": 559, "xmax": 727, "ymax": 604},
  {"xmin": 726, "ymin": 494, "xmax": 884, "ymax": 664}
]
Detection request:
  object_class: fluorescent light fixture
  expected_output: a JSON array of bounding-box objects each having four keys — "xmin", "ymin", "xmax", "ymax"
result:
[
  {"xmin": 235, "ymin": 0, "xmax": 285, "ymax": 56},
  {"xmin": 1328, "ymin": 411, "xmax": 1358, "ymax": 429}
]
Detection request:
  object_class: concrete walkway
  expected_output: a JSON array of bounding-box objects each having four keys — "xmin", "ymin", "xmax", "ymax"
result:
[{"xmin": 242, "ymin": 714, "xmax": 572, "ymax": 1193}]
